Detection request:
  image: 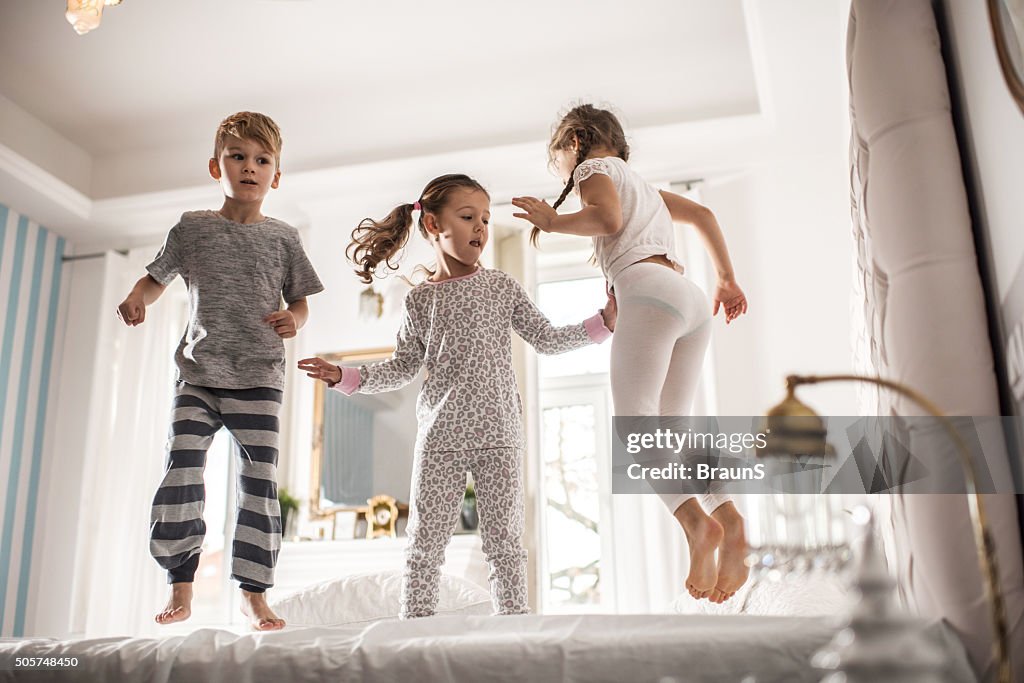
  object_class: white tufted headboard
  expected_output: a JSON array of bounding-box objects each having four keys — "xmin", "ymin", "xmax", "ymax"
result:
[{"xmin": 847, "ymin": 0, "xmax": 1024, "ymax": 679}]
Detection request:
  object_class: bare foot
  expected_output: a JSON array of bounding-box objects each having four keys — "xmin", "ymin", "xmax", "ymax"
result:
[
  {"xmin": 240, "ymin": 589, "xmax": 286, "ymax": 631},
  {"xmin": 709, "ymin": 502, "xmax": 750, "ymax": 604},
  {"xmin": 674, "ymin": 499, "xmax": 724, "ymax": 600},
  {"xmin": 155, "ymin": 583, "xmax": 193, "ymax": 625}
]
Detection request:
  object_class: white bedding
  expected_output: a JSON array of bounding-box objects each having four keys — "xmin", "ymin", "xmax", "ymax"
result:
[{"xmin": 0, "ymin": 614, "xmax": 975, "ymax": 683}]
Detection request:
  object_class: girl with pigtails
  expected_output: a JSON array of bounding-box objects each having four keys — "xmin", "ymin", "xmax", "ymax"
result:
[
  {"xmin": 512, "ymin": 105, "xmax": 751, "ymax": 605},
  {"xmin": 299, "ymin": 174, "xmax": 615, "ymax": 618}
]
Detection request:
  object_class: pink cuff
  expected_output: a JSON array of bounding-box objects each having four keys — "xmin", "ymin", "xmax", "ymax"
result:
[
  {"xmin": 584, "ymin": 312, "xmax": 612, "ymax": 343},
  {"xmin": 329, "ymin": 366, "xmax": 362, "ymax": 395}
]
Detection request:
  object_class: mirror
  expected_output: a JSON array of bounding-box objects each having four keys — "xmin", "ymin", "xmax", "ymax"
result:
[
  {"xmin": 990, "ymin": 0, "xmax": 1024, "ymax": 114},
  {"xmin": 309, "ymin": 347, "xmax": 421, "ymax": 525}
]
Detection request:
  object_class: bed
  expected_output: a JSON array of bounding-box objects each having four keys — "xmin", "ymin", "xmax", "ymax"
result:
[
  {"xmin": 1, "ymin": 557, "xmax": 979, "ymax": 682},
  {"xmin": 0, "ymin": 613, "xmax": 975, "ymax": 683}
]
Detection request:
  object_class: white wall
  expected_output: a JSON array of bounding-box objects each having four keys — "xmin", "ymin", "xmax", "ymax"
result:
[
  {"xmin": 702, "ymin": 161, "xmax": 854, "ymax": 416},
  {"xmin": 693, "ymin": 0, "xmax": 856, "ymax": 416},
  {"xmin": 0, "ymin": 94, "xmax": 92, "ymax": 196}
]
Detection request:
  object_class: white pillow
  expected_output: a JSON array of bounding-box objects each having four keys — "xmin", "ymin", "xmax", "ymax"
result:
[
  {"xmin": 671, "ymin": 572, "xmax": 851, "ymax": 617},
  {"xmin": 270, "ymin": 570, "xmax": 492, "ymax": 626}
]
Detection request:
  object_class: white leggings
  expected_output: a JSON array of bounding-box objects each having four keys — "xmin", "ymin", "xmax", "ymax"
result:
[{"xmin": 610, "ymin": 262, "xmax": 732, "ymax": 515}]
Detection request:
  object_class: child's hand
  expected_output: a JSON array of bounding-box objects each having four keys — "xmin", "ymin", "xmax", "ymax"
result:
[
  {"xmin": 713, "ymin": 279, "xmax": 748, "ymax": 324},
  {"xmin": 298, "ymin": 357, "xmax": 342, "ymax": 385},
  {"xmin": 117, "ymin": 295, "xmax": 146, "ymax": 326},
  {"xmin": 511, "ymin": 196, "xmax": 557, "ymax": 232},
  {"xmin": 601, "ymin": 292, "xmax": 617, "ymax": 332},
  {"xmin": 265, "ymin": 310, "xmax": 297, "ymax": 338}
]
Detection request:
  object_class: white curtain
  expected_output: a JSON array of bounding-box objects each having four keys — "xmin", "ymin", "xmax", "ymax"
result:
[
  {"xmin": 69, "ymin": 248, "xmax": 185, "ymax": 637},
  {"xmin": 609, "ymin": 495, "xmax": 689, "ymax": 612}
]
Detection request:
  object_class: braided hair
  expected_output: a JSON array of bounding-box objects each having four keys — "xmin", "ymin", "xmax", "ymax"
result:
[{"xmin": 531, "ymin": 104, "xmax": 630, "ymax": 247}]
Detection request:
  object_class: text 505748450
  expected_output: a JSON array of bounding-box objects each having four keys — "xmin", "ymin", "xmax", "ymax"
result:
[{"xmin": 12, "ymin": 656, "xmax": 79, "ymax": 669}]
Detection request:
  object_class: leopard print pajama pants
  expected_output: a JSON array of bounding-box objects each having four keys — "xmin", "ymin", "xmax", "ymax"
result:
[{"xmin": 400, "ymin": 447, "xmax": 528, "ymax": 618}]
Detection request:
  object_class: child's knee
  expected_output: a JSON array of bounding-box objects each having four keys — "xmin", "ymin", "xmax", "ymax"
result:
[
  {"xmin": 481, "ymin": 538, "xmax": 527, "ymax": 565},
  {"xmin": 405, "ymin": 543, "xmax": 446, "ymax": 569}
]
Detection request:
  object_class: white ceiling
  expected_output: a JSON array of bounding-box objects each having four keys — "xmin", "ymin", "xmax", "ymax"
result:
[{"xmin": 0, "ymin": 0, "xmax": 758, "ymax": 204}]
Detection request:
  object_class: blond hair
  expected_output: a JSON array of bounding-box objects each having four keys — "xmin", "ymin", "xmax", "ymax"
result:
[{"xmin": 213, "ymin": 111, "xmax": 283, "ymax": 167}]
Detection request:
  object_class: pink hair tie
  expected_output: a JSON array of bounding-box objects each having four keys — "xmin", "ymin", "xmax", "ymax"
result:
[{"xmin": 412, "ymin": 201, "xmax": 422, "ymax": 211}]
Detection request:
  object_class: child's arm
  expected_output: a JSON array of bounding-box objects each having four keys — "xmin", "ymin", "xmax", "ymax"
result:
[
  {"xmin": 512, "ymin": 174, "xmax": 622, "ymax": 238},
  {"xmin": 265, "ymin": 298, "xmax": 309, "ymax": 339},
  {"xmin": 659, "ymin": 190, "xmax": 748, "ymax": 323},
  {"xmin": 117, "ymin": 275, "xmax": 167, "ymax": 326},
  {"xmin": 298, "ymin": 298, "xmax": 425, "ymax": 394},
  {"xmin": 298, "ymin": 356, "xmax": 343, "ymax": 385},
  {"xmin": 658, "ymin": 191, "xmax": 735, "ymax": 281},
  {"xmin": 509, "ymin": 275, "xmax": 613, "ymax": 355},
  {"xmin": 124, "ymin": 220, "xmax": 184, "ymax": 326}
]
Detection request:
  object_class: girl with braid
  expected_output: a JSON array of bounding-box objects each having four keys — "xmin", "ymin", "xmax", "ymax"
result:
[
  {"xmin": 512, "ymin": 104, "xmax": 750, "ymax": 605},
  {"xmin": 299, "ymin": 174, "xmax": 616, "ymax": 618}
]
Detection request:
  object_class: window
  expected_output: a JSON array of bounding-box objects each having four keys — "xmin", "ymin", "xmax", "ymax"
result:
[
  {"xmin": 539, "ymin": 386, "xmax": 613, "ymax": 611},
  {"xmin": 536, "ymin": 277, "xmax": 611, "ymax": 378},
  {"xmin": 534, "ymin": 271, "xmax": 616, "ymax": 612}
]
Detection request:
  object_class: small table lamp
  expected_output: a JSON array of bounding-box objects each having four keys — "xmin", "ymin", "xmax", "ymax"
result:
[{"xmin": 758, "ymin": 374, "xmax": 1010, "ymax": 683}]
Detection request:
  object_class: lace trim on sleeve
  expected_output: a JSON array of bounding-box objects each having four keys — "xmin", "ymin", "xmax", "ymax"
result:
[{"xmin": 573, "ymin": 158, "xmax": 612, "ymax": 187}]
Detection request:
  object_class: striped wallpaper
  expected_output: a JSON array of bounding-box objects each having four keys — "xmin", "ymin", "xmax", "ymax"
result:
[{"xmin": 0, "ymin": 204, "xmax": 65, "ymax": 637}]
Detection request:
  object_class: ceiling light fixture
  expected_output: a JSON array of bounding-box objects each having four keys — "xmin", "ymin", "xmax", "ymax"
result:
[{"xmin": 66, "ymin": 0, "xmax": 123, "ymax": 36}]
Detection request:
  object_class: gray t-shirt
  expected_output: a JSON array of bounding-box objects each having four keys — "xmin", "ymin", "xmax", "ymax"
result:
[{"xmin": 146, "ymin": 210, "xmax": 324, "ymax": 390}]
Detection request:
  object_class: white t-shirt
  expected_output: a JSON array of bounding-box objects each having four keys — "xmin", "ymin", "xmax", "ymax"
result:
[{"xmin": 574, "ymin": 156, "xmax": 680, "ymax": 286}]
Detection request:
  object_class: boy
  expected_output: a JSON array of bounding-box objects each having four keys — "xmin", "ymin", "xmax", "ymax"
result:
[{"xmin": 117, "ymin": 112, "xmax": 323, "ymax": 631}]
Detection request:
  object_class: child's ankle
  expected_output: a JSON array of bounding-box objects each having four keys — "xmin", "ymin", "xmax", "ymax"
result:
[
  {"xmin": 674, "ymin": 499, "xmax": 711, "ymax": 527},
  {"xmin": 711, "ymin": 502, "xmax": 744, "ymax": 525}
]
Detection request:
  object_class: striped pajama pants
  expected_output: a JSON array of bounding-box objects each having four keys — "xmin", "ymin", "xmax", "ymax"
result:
[{"xmin": 150, "ymin": 382, "xmax": 283, "ymax": 592}]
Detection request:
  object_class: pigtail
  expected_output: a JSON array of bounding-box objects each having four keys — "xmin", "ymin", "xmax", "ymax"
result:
[
  {"xmin": 530, "ymin": 129, "xmax": 594, "ymax": 247},
  {"xmin": 347, "ymin": 173, "xmax": 489, "ymax": 283},
  {"xmin": 347, "ymin": 204, "xmax": 416, "ymax": 284}
]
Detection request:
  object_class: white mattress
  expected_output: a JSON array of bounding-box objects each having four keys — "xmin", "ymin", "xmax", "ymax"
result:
[{"xmin": 0, "ymin": 614, "xmax": 975, "ymax": 683}]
